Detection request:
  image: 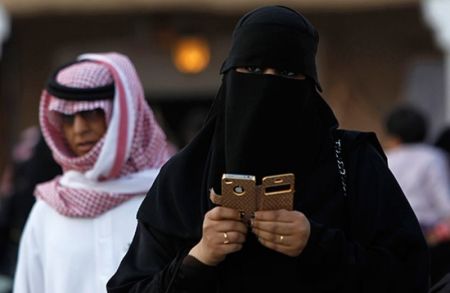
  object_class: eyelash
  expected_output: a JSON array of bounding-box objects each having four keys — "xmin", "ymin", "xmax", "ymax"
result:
[
  {"xmin": 245, "ymin": 66, "xmax": 263, "ymax": 74},
  {"xmin": 243, "ymin": 67, "xmax": 298, "ymax": 78},
  {"xmin": 279, "ymin": 70, "xmax": 296, "ymax": 77}
]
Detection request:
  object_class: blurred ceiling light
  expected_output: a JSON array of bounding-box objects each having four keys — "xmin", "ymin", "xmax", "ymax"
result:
[
  {"xmin": 0, "ymin": 4, "xmax": 10, "ymax": 58},
  {"xmin": 172, "ymin": 36, "xmax": 210, "ymax": 74}
]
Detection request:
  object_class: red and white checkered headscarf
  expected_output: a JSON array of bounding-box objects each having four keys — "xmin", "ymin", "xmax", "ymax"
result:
[{"xmin": 35, "ymin": 52, "xmax": 174, "ymax": 217}]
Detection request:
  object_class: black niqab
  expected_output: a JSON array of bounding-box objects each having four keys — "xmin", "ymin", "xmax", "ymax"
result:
[{"xmin": 207, "ymin": 71, "xmax": 336, "ymax": 193}]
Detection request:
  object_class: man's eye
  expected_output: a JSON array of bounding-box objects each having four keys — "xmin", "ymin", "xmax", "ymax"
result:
[
  {"xmin": 80, "ymin": 109, "xmax": 104, "ymax": 121},
  {"xmin": 61, "ymin": 114, "xmax": 75, "ymax": 125}
]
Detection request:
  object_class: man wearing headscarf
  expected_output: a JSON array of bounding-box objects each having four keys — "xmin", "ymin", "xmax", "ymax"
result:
[
  {"xmin": 13, "ymin": 52, "xmax": 173, "ymax": 293},
  {"xmin": 107, "ymin": 6, "xmax": 429, "ymax": 292}
]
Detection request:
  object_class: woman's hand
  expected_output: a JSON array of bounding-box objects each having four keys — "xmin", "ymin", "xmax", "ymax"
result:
[
  {"xmin": 189, "ymin": 190, "xmax": 248, "ymax": 266},
  {"xmin": 251, "ymin": 209, "xmax": 310, "ymax": 257}
]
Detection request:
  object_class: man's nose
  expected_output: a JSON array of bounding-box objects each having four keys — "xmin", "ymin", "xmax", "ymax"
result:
[{"xmin": 72, "ymin": 114, "xmax": 89, "ymax": 133}]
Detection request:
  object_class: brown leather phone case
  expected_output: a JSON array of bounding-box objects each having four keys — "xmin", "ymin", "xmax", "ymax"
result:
[
  {"xmin": 211, "ymin": 174, "xmax": 256, "ymax": 220},
  {"xmin": 210, "ymin": 173, "xmax": 294, "ymax": 221},
  {"xmin": 258, "ymin": 173, "xmax": 295, "ymax": 211}
]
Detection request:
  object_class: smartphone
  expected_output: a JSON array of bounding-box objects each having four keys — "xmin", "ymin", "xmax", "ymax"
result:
[
  {"xmin": 260, "ymin": 173, "xmax": 295, "ymax": 211},
  {"xmin": 218, "ymin": 173, "xmax": 257, "ymax": 219},
  {"xmin": 209, "ymin": 173, "xmax": 294, "ymax": 219}
]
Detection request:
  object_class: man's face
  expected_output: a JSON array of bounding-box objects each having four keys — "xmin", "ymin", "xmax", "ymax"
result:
[{"xmin": 60, "ymin": 109, "xmax": 107, "ymax": 156}]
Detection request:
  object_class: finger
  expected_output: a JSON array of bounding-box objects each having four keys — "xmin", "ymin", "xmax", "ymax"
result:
[
  {"xmin": 251, "ymin": 219, "xmax": 293, "ymax": 235},
  {"xmin": 222, "ymin": 221, "xmax": 249, "ymax": 234},
  {"xmin": 257, "ymin": 237, "xmax": 298, "ymax": 257},
  {"xmin": 209, "ymin": 189, "xmax": 243, "ymax": 220},
  {"xmin": 219, "ymin": 243, "xmax": 244, "ymax": 255},
  {"xmin": 254, "ymin": 209, "xmax": 292, "ymax": 222},
  {"xmin": 254, "ymin": 231, "xmax": 302, "ymax": 257},
  {"xmin": 205, "ymin": 218, "xmax": 248, "ymax": 234},
  {"xmin": 207, "ymin": 206, "xmax": 243, "ymax": 221},
  {"xmin": 203, "ymin": 215, "xmax": 248, "ymax": 238},
  {"xmin": 252, "ymin": 227, "xmax": 289, "ymax": 246},
  {"xmin": 219, "ymin": 231, "xmax": 247, "ymax": 245},
  {"xmin": 214, "ymin": 231, "xmax": 246, "ymax": 256}
]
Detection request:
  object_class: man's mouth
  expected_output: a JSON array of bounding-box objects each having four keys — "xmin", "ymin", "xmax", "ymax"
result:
[{"xmin": 76, "ymin": 141, "xmax": 96, "ymax": 153}]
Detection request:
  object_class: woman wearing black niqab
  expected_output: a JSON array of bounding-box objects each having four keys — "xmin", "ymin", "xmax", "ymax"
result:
[{"xmin": 107, "ymin": 6, "xmax": 429, "ymax": 292}]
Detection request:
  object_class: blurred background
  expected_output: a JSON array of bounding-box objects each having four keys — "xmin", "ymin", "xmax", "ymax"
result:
[
  {"xmin": 0, "ymin": 0, "xmax": 450, "ymax": 290},
  {"xmin": 0, "ymin": 0, "xmax": 449, "ymax": 167}
]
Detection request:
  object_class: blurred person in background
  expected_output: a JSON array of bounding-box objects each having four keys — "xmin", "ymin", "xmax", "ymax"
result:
[
  {"xmin": 0, "ymin": 126, "xmax": 61, "ymax": 293},
  {"xmin": 13, "ymin": 52, "xmax": 174, "ymax": 293},
  {"xmin": 107, "ymin": 6, "xmax": 428, "ymax": 292},
  {"xmin": 384, "ymin": 105, "xmax": 450, "ymax": 285}
]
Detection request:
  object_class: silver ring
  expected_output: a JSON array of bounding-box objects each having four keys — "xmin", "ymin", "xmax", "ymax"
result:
[{"xmin": 223, "ymin": 232, "xmax": 230, "ymax": 244}]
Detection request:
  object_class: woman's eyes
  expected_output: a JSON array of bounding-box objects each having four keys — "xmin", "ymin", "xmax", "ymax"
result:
[
  {"xmin": 279, "ymin": 70, "xmax": 297, "ymax": 77},
  {"xmin": 245, "ymin": 66, "xmax": 263, "ymax": 74},
  {"xmin": 237, "ymin": 67, "xmax": 299, "ymax": 78}
]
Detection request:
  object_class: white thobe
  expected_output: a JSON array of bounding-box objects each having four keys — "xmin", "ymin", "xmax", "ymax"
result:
[
  {"xmin": 387, "ymin": 144, "xmax": 450, "ymax": 228},
  {"xmin": 13, "ymin": 196, "xmax": 144, "ymax": 293}
]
